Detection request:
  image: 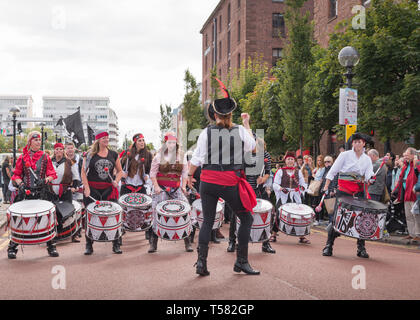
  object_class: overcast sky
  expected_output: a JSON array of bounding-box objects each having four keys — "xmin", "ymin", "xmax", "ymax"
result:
[{"xmin": 0, "ymin": 0, "xmax": 220, "ymax": 149}]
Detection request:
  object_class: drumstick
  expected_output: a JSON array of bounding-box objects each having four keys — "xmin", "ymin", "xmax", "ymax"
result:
[
  {"xmin": 125, "ymin": 151, "xmax": 130, "ymax": 172},
  {"xmin": 25, "ymin": 162, "xmax": 40, "ymax": 182},
  {"xmin": 104, "ymin": 167, "xmax": 114, "ymax": 182},
  {"xmin": 315, "ymin": 193, "xmax": 327, "ymax": 213},
  {"xmin": 88, "ymin": 195, "xmax": 98, "ymax": 202},
  {"xmin": 373, "ymin": 156, "xmax": 389, "ymax": 177}
]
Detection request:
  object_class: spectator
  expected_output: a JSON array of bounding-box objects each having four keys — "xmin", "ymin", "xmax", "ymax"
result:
[
  {"xmin": 385, "ymin": 153, "xmax": 395, "ymax": 195},
  {"xmin": 313, "ymin": 155, "xmax": 325, "ymax": 180},
  {"xmin": 392, "ymin": 148, "xmax": 420, "ymax": 244},
  {"xmin": 367, "ymin": 149, "xmax": 387, "ymax": 202},
  {"xmin": 392, "ymin": 155, "xmax": 403, "ymax": 191},
  {"xmin": 296, "ymin": 155, "xmax": 304, "ymax": 169},
  {"xmin": 2, "ymin": 156, "xmax": 12, "ymax": 204}
]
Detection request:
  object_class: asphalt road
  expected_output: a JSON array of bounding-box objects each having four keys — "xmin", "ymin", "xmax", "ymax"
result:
[{"xmin": 0, "ymin": 223, "xmax": 419, "ymax": 300}]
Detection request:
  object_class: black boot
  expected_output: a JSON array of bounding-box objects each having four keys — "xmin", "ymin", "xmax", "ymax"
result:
[
  {"xmin": 234, "ymin": 246, "xmax": 260, "ymax": 275},
  {"xmin": 211, "ymin": 230, "xmax": 220, "ymax": 244},
  {"xmin": 112, "ymin": 239, "xmax": 122, "ymax": 254},
  {"xmin": 357, "ymin": 239, "xmax": 369, "ymax": 258},
  {"xmin": 7, "ymin": 242, "xmax": 18, "ymax": 259},
  {"xmin": 227, "ymin": 240, "xmax": 236, "ymax": 252},
  {"xmin": 189, "ymin": 227, "xmax": 196, "ymax": 244},
  {"xmin": 145, "ymin": 228, "xmax": 150, "ymax": 240},
  {"xmin": 184, "ymin": 237, "xmax": 193, "ymax": 252},
  {"xmin": 322, "ymin": 225, "xmax": 337, "ymax": 257},
  {"xmin": 47, "ymin": 241, "xmax": 59, "ymax": 257},
  {"xmin": 148, "ymin": 233, "xmax": 158, "ymax": 253},
  {"xmin": 262, "ymin": 240, "xmax": 276, "ymax": 254},
  {"xmin": 194, "ymin": 244, "xmax": 210, "ymax": 276},
  {"xmin": 84, "ymin": 237, "xmax": 94, "ymax": 255}
]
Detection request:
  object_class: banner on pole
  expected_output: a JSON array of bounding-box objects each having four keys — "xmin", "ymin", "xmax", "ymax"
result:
[{"xmin": 339, "ymin": 88, "xmax": 358, "ymax": 125}]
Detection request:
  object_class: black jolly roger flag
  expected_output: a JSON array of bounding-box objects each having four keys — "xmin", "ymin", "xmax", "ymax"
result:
[
  {"xmin": 63, "ymin": 109, "xmax": 86, "ymax": 147},
  {"xmin": 87, "ymin": 124, "xmax": 95, "ymax": 146}
]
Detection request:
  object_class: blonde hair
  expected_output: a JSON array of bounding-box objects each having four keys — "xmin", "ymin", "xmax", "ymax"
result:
[{"xmin": 88, "ymin": 139, "xmax": 109, "ymax": 158}]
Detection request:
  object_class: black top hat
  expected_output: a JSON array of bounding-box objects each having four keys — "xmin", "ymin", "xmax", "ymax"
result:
[
  {"xmin": 207, "ymin": 77, "xmax": 237, "ymax": 121},
  {"xmin": 350, "ymin": 132, "xmax": 373, "ymax": 145}
]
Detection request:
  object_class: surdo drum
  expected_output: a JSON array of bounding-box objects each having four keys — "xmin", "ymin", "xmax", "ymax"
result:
[
  {"xmin": 236, "ymin": 199, "xmax": 273, "ymax": 242},
  {"xmin": 191, "ymin": 199, "xmax": 224, "ymax": 230},
  {"xmin": 55, "ymin": 201, "xmax": 78, "ymax": 241},
  {"xmin": 86, "ymin": 201, "xmax": 123, "ymax": 242},
  {"xmin": 153, "ymin": 199, "xmax": 192, "ymax": 241},
  {"xmin": 118, "ymin": 193, "xmax": 153, "ymax": 232},
  {"xmin": 7, "ymin": 200, "xmax": 57, "ymax": 245},
  {"xmin": 333, "ymin": 196, "xmax": 387, "ymax": 240},
  {"xmin": 279, "ymin": 203, "xmax": 314, "ymax": 237}
]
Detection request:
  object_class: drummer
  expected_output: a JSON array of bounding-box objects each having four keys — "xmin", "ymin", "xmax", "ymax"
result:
[
  {"xmin": 81, "ymin": 130, "xmax": 124, "ymax": 255},
  {"xmin": 272, "ymin": 151, "xmax": 310, "ymax": 244},
  {"xmin": 50, "ymin": 142, "xmax": 81, "ymax": 242},
  {"xmin": 188, "ymin": 78, "xmax": 259, "ymax": 276},
  {"xmin": 8, "ymin": 131, "xmax": 59, "ymax": 259},
  {"xmin": 148, "ymin": 131, "xmax": 192, "ymax": 253},
  {"xmin": 321, "ymin": 132, "xmax": 375, "ymax": 258},
  {"xmin": 120, "ymin": 133, "xmax": 153, "ymax": 196}
]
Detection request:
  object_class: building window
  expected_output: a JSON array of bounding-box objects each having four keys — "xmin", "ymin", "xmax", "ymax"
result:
[
  {"xmin": 272, "ymin": 0, "xmax": 284, "ymax": 2},
  {"xmin": 219, "ymin": 15, "xmax": 222, "ymax": 32},
  {"xmin": 237, "ymin": 53, "xmax": 241, "ymax": 70},
  {"xmin": 205, "ymin": 56, "xmax": 208, "ymax": 73},
  {"xmin": 228, "ymin": 58, "xmax": 231, "ymax": 71},
  {"xmin": 238, "ymin": 0, "xmax": 241, "ymax": 8},
  {"xmin": 329, "ymin": 0, "xmax": 337, "ymax": 19},
  {"xmin": 273, "ymin": 13, "xmax": 285, "ymax": 37},
  {"xmin": 219, "ymin": 40, "xmax": 222, "ymax": 60},
  {"xmin": 228, "ymin": 3, "xmax": 231, "ymax": 27},
  {"xmin": 238, "ymin": 20, "xmax": 241, "ymax": 43},
  {"xmin": 205, "ymin": 33, "xmax": 208, "ymax": 47},
  {"xmin": 272, "ymin": 48, "xmax": 283, "ymax": 66}
]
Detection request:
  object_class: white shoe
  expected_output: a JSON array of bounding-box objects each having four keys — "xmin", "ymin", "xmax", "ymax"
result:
[{"xmin": 313, "ymin": 221, "xmax": 320, "ymax": 226}]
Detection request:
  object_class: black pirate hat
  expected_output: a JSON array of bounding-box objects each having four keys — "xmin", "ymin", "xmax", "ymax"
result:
[
  {"xmin": 349, "ymin": 132, "xmax": 373, "ymax": 146},
  {"xmin": 207, "ymin": 77, "xmax": 237, "ymax": 121}
]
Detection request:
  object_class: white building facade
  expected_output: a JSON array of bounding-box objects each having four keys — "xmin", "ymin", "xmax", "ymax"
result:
[
  {"xmin": 42, "ymin": 96, "xmax": 119, "ymax": 149},
  {"xmin": 0, "ymin": 96, "xmax": 34, "ymax": 134}
]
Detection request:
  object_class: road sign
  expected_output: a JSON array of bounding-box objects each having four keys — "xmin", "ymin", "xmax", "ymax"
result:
[
  {"xmin": 339, "ymin": 88, "xmax": 358, "ymax": 125},
  {"xmin": 346, "ymin": 125, "xmax": 357, "ymax": 143}
]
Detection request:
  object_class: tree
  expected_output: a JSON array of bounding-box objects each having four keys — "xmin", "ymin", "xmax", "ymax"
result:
[
  {"xmin": 159, "ymin": 104, "xmax": 173, "ymax": 141},
  {"xmin": 276, "ymin": 0, "xmax": 315, "ymax": 152},
  {"xmin": 181, "ymin": 69, "xmax": 207, "ymax": 149},
  {"xmin": 325, "ymin": 0, "xmax": 420, "ymax": 146}
]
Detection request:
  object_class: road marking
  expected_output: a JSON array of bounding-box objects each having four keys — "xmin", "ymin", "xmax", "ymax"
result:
[{"xmin": 271, "ymin": 274, "xmax": 320, "ymax": 300}]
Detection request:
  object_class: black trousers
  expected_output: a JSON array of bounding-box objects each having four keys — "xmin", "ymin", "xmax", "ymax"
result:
[{"xmin": 199, "ymin": 181, "xmax": 253, "ymax": 248}]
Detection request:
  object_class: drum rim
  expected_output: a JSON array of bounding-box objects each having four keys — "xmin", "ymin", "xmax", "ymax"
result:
[
  {"xmin": 8, "ymin": 199, "xmax": 55, "ymax": 216},
  {"xmin": 118, "ymin": 192, "xmax": 152, "ymax": 208},
  {"xmin": 253, "ymin": 199, "xmax": 273, "ymax": 213},
  {"xmin": 280, "ymin": 203, "xmax": 314, "ymax": 215},
  {"xmin": 156, "ymin": 199, "xmax": 191, "ymax": 217},
  {"xmin": 86, "ymin": 201, "xmax": 122, "ymax": 216}
]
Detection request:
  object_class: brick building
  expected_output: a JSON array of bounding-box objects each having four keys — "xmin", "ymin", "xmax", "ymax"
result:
[{"xmin": 200, "ymin": 0, "xmax": 314, "ymax": 106}]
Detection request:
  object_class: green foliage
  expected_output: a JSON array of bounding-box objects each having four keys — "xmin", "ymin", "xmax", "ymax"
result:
[
  {"xmin": 182, "ymin": 69, "xmax": 208, "ymax": 149},
  {"xmin": 159, "ymin": 104, "xmax": 173, "ymax": 141}
]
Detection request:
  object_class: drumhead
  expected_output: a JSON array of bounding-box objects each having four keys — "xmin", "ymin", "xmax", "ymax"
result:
[
  {"xmin": 280, "ymin": 203, "xmax": 313, "ymax": 216},
  {"xmin": 72, "ymin": 200, "xmax": 82, "ymax": 212},
  {"xmin": 86, "ymin": 201, "xmax": 122, "ymax": 216},
  {"xmin": 338, "ymin": 196, "xmax": 388, "ymax": 210},
  {"xmin": 192, "ymin": 199, "xmax": 222, "ymax": 213},
  {"xmin": 118, "ymin": 193, "xmax": 152, "ymax": 208},
  {"xmin": 8, "ymin": 200, "xmax": 54, "ymax": 216},
  {"xmin": 253, "ymin": 199, "xmax": 273, "ymax": 213},
  {"xmin": 156, "ymin": 200, "xmax": 191, "ymax": 217}
]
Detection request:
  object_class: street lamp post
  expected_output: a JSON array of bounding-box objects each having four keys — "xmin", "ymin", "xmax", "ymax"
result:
[
  {"xmin": 9, "ymin": 106, "xmax": 20, "ymax": 167},
  {"xmin": 338, "ymin": 46, "xmax": 360, "ymax": 88},
  {"xmin": 40, "ymin": 123, "xmax": 46, "ymax": 151},
  {"xmin": 338, "ymin": 46, "xmax": 360, "ymax": 151}
]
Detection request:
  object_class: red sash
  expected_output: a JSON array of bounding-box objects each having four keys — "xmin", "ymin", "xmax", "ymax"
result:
[
  {"xmin": 201, "ymin": 170, "xmax": 257, "ymax": 212},
  {"xmin": 338, "ymin": 179, "xmax": 370, "ymax": 199},
  {"xmin": 88, "ymin": 181, "xmax": 119, "ymax": 200}
]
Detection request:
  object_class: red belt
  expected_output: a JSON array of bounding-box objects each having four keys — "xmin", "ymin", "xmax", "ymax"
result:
[
  {"xmin": 88, "ymin": 181, "xmax": 119, "ymax": 200},
  {"xmin": 201, "ymin": 169, "xmax": 257, "ymax": 212},
  {"xmin": 338, "ymin": 179, "xmax": 370, "ymax": 199}
]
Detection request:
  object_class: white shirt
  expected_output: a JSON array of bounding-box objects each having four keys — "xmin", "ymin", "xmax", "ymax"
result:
[
  {"xmin": 190, "ymin": 125, "xmax": 256, "ymax": 167},
  {"xmin": 51, "ymin": 158, "xmax": 80, "ymax": 195},
  {"xmin": 326, "ymin": 148, "xmax": 374, "ymax": 182}
]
